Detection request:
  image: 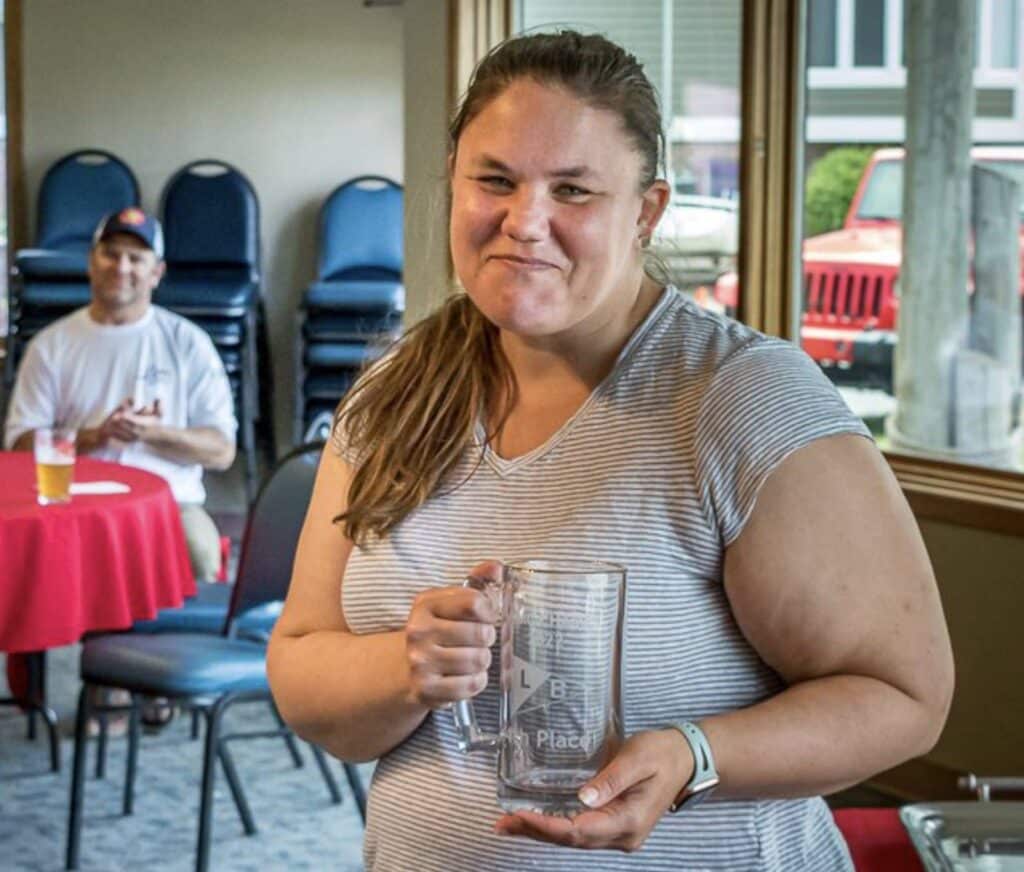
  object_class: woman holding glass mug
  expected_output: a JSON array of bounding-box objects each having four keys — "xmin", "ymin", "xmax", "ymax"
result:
[{"xmin": 268, "ymin": 31, "xmax": 953, "ymax": 871}]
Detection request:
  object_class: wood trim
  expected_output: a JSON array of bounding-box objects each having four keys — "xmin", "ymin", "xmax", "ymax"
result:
[
  {"xmin": 866, "ymin": 757, "xmax": 968, "ymax": 803},
  {"xmin": 887, "ymin": 451, "xmax": 1024, "ymax": 534},
  {"xmin": 5, "ymin": 0, "xmax": 26, "ymax": 256},
  {"xmin": 449, "ymin": 0, "xmax": 511, "ymax": 111},
  {"xmin": 738, "ymin": 0, "xmax": 803, "ymax": 339},
  {"xmin": 443, "ymin": 0, "xmax": 511, "ymax": 299}
]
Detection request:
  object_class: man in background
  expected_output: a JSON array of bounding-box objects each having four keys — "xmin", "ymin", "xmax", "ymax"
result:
[{"xmin": 4, "ymin": 207, "xmax": 237, "ymax": 580}]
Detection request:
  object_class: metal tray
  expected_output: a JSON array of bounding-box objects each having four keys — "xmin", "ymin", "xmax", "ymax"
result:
[{"xmin": 900, "ymin": 802, "xmax": 1024, "ymax": 871}]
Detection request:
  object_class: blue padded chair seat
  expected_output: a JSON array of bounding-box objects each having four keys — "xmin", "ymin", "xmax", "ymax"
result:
[
  {"xmin": 132, "ymin": 583, "xmax": 282, "ymax": 638},
  {"xmin": 81, "ymin": 633, "xmax": 268, "ymax": 697},
  {"xmin": 132, "ymin": 583, "xmax": 230, "ymax": 634},
  {"xmin": 304, "ymin": 341, "xmax": 377, "ymax": 369},
  {"xmin": 304, "ymin": 279, "xmax": 404, "ymax": 313},
  {"xmin": 17, "ymin": 280, "xmax": 92, "ymax": 309},
  {"xmin": 191, "ymin": 318, "xmax": 244, "ymax": 346},
  {"xmin": 303, "ymin": 371, "xmax": 358, "ymax": 399},
  {"xmin": 156, "ymin": 275, "xmax": 258, "ymax": 314},
  {"xmin": 16, "ymin": 310, "xmax": 80, "ymax": 339},
  {"xmin": 15, "ymin": 249, "xmax": 90, "ymax": 279},
  {"xmin": 218, "ymin": 349, "xmax": 242, "ymax": 372},
  {"xmin": 303, "ymin": 313, "xmax": 401, "ymax": 341}
]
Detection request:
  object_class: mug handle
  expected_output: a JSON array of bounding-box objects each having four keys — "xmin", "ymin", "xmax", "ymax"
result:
[{"xmin": 451, "ymin": 574, "xmax": 502, "ymax": 753}]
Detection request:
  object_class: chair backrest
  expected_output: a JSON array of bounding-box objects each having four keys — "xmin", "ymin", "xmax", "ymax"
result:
[
  {"xmin": 160, "ymin": 160, "xmax": 260, "ymax": 270},
  {"xmin": 36, "ymin": 150, "xmax": 140, "ymax": 252},
  {"xmin": 319, "ymin": 175, "xmax": 403, "ymax": 282},
  {"xmin": 225, "ymin": 442, "xmax": 323, "ymax": 634}
]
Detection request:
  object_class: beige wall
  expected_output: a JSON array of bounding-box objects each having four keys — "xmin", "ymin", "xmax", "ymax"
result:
[
  {"xmin": 20, "ymin": 0, "xmax": 404, "ymax": 448},
  {"xmin": 920, "ymin": 518, "xmax": 1024, "ymax": 777}
]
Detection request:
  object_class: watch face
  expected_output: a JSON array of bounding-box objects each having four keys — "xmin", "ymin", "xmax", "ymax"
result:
[{"xmin": 691, "ymin": 775, "xmax": 721, "ymax": 794}]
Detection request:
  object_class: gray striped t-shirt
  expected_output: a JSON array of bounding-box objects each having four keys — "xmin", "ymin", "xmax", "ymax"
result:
[{"xmin": 336, "ymin": 288, "xmax": 869, "ymax": 871}]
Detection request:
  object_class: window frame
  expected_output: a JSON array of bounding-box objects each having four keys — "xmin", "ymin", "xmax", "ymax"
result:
[{"xmin": 746, "ymin": 0, "xmax": 1024, "ymax": 535}]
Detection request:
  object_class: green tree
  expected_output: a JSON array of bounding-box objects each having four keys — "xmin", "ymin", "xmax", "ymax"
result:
[{"xmin": 804, "ymin": 147, "xmax": 875, "ymax": 237}]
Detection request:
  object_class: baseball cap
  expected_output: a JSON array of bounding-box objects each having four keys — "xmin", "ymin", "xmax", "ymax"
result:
[{"xmin": 93, "ymin": 208, "xmax": 165, "ymax": 259}]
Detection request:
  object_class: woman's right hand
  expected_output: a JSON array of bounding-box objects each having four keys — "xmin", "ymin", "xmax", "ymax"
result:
[{"xmin": 404, "ymin": 561, "xmax": 501, "ymax": 709}]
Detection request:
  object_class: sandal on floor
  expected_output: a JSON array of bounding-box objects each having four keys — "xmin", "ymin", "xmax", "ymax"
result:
[
  {"xmin": 85, "ymin": 713, "xmax": 130, "ymax": 739},
  {"xmin": 141, "ymin": 697, "xmax": 177, "ymax": 733},
  {"xmin": 85, "ymin": 687, "xmax": 131, "ymax": 738}
]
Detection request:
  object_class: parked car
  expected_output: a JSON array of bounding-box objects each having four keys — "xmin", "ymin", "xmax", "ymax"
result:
[
  {"xmin": 650, "ymin": 195, "xmax": 738, "ymax": 293},
  {"xmin": 713, "ymin": 146, "xmax": 1024, "ymax": 390}
]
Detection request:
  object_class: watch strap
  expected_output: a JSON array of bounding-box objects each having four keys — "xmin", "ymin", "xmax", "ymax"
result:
[{"xmin": 666, "ymin": 720, "xmax": 720, "ymax": 812}]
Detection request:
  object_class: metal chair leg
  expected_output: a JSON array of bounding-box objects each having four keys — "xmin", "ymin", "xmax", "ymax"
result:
[
  {"xmin": 18, "ymin": 650, "xmax": 60, "ymax": 770},
  {"xmin": 191, "ymin": 707, "xmax": 201, "ymax": 740},
  {"xmin": 270, "ymin": 703, "xmax": 303, "ymax": 768},
  {"xmin": 30, "ymin": 651, "xmax": 61, "ymax": 772},
  {"xmin": 217, "ymin": 740, "xmax": 257, "ymax": 836},
  {"xmin": 3, "ymin": 328, "xmax": 19, "ymax": 387},
  {"xmin": 95, "ymin": 711, "xmax": 108, "ymax": 780},
  {"xmin": 343, "ymin": 762, "xmax": 368, "ymax": 823},
  {"xmin": 47, "ymin": 706, "xmax": 61, "ymax": 772},
  {"xmin": 196, "ymin": 697, "xmax": 230, "ymax": 872},
  {"xmin": 293, "ymin": 309, "xmax": 306, "ymax": 447},
  {"xmin": 122, "ymin": 696, "xmax": 142, "ymax": 816},
  {"xmin": 241, "ymin": 308, "xmax": 259, "ymax": 502},
  {"xmin": 309, "ymin": 743, "xmax": 342, "ymax": 804},
  {"xmin": 66, "ymin": 685, "xmax": 91, "ymax": 870}
]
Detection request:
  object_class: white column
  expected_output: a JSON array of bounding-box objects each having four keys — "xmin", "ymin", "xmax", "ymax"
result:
[{"xmin": 888, "ymin": 0, "xmax": 978, "ymax": 457}]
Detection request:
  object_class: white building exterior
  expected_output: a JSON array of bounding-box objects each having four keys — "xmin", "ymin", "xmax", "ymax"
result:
[{"xmin": 516, "ymin": 0, "xmax": 1024, "ymax": 192}]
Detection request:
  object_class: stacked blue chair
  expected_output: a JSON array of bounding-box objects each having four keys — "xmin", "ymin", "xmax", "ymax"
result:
[
  {"xmin": 5, "ymin": 150, "xmax": 140, "ymax": 384},
  {"xmin": 65, "ymin": 443, "xmax": 366, "ymax": 872},
  {"xmin": 295, "ymin": 176, "xmax": 404, "ymax": 442},
  {"xmin": 155, "ymin": 160, "xmax": 266, "ymax": 497}
]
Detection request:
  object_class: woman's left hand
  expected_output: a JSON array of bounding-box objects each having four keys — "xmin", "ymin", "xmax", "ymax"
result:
[{"xmin": 494, "ymin": 728, "xmax": 694, "ymax": 852}]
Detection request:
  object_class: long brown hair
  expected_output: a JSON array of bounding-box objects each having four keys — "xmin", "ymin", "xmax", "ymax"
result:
[{"xmin": 334, "ymin": 30, "xmax": 665, "ymax": 545}]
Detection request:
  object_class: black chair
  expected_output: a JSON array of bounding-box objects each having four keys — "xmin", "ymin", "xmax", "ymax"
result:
[
  {"xmin": 6, "ymin": 150, "xmax": 140, "ymax": 384},
  {"xmin": 66, "ymin": 443, "xmax": 366, "ymax": 872},
  {"xmin": 155, "ymin": 160, "xmax": 268, "ymax": 498},
  {"xmin": 295, "ymin": 176, "xmax": 404, "ymax": 441}
]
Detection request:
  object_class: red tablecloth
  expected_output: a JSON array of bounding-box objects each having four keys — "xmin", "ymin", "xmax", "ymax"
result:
[
  {"xmin": 833, "ymin": 808, "xmax": 925, "ymax": 872},
  {"xmin": 0, "ymin": 452, "xmax": 196, "ymax": 653}
]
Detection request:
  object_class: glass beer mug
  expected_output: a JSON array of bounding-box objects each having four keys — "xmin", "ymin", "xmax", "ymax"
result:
[{"xmin": 452, "ymin": 559, "xmax": 626, "ymax": 814}]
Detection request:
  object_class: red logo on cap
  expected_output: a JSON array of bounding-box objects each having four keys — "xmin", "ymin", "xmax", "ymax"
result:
[{"xmin": 118, "ymin": 208, "xmax": 146, "ymax": 226}]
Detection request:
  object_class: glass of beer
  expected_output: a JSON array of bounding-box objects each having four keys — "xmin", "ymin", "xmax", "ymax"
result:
[{"xmin": 34, "ymin": 427, "xmax": 76, "ymax": 505}]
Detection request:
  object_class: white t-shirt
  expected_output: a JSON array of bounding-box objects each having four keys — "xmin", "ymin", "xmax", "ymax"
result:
[{"xmin": 4, "ymin": 306, "xmax": 237, "ymax": 504}]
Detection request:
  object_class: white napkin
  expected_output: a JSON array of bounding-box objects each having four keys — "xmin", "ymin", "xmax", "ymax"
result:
[{"xmin": 70, "ymin": 481, "xmax": 131, "ymax": 495}]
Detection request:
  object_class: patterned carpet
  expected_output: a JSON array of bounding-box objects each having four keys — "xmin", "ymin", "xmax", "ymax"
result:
[{"xmin": 0, "ymin": 642, "xmax": 371, "ymax": 871}]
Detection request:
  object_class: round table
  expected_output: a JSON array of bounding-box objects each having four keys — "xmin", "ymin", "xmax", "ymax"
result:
[
  {"xmin": 0, "ymin": 452, "xmax": 196, "ymax": 652},
  {"xmin": 2, "ymin": 452, "xmax": 197, "ymax": 770}
]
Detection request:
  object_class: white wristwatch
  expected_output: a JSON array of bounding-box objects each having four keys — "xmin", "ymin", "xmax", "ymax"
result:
[{"xmin": 666, "ymin": 721, "xmax": 720, "ymax": 812}]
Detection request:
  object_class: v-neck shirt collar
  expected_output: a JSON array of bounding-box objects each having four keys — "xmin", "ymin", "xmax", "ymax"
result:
[{"xmin": 475, "ymin": 286, "xmax": 678, "ymax": 477}]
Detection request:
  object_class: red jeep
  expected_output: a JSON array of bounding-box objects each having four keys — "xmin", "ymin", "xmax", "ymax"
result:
[{"xmin": 714, "ymin": 146, "xmax": 1024, "ymax": 390}]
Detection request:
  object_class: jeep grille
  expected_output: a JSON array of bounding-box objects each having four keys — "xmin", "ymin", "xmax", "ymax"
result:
[{"xmin": 803, "ymin": 264, "xmax": 897, "ymax": 322}]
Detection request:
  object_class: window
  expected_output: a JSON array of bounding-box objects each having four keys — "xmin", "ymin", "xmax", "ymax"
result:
[
  {"xmin": 809, "ymin": 0, "xmax": 838, "ymax": 67},
  {"xmin": 853, "ymin": 0, "xmax": 885, "ymax": 67},
  {"xmin": 988, "ymin": 0, "xmax": 1020, "ymax": 68},
  {"xmin": 799, "ymin": 0, "xmax": 1024, "ymax": 478},
  {"xmin": 515, "ymin": 0, "xmax": 743, "ymax": 311},
  {"xmin": 807, "ymin": 0, "xmax": 899, "ymax": 75}
]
